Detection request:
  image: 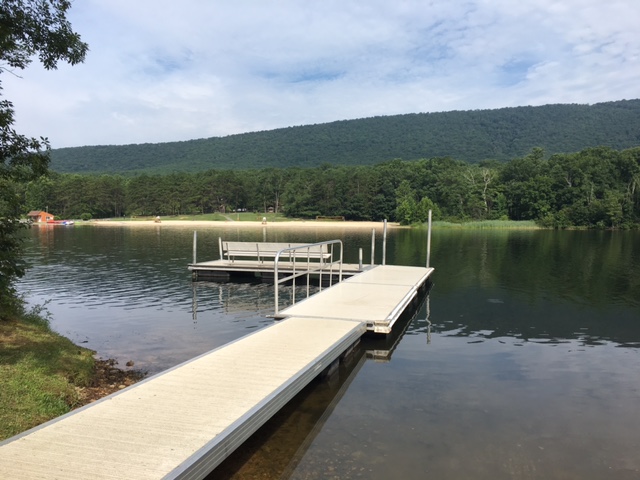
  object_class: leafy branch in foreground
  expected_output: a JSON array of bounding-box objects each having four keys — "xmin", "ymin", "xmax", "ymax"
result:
[{"xmin": 0, "ymin": 0, "xmax": 87, "ymax": 318}]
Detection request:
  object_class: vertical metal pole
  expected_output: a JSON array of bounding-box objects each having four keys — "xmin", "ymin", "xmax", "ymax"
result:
[
  {"xmin": 426, "ymin": 209, "xmax": 432, "ymax": 269},
  {"xmin": 306, "ymin": 248, "xmax": 310, "ymax": 299},
  {"xmin": 192, "ymin": 282, "xmax": 198, "ymax": 322},
  {"xmin": 426, "ymin": 292, "xmax": 432, "ymax": 344},
  {"xmin": 328, "ymin": 243, "xmax": 333, "ymax": 287},
  {"xmin": 274, "ymin": 253, "xmax": 280, "ymax": 315},
  {"xmin": 339, "ymin": 240, "xmax": 343, "ymax": 282},
  {"xmin": 193, "ymin": 231, "xmax": 197, "ymax": 264},
  {"xmin": 292, "ymin": 254, "xmax": 296, "ymax": 305},
  {"xmin": 371, "ymin": 229, "xmax": 375, "ymax": 265},
  {"xmin": 358, "ymin": 248, "xmax": 363, "ymax": 270},
  {"xmin": 218, "ymin": 237, "xmax": 223, "ymax": 260},
  {"xmin": 382, "ymin": 219, "xmax": 387, "ymax": 266}
]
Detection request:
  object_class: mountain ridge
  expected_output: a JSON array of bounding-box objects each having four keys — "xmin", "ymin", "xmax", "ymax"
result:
[{"xmin": 50, "ymin": 99, "xmax": 640, "ymax": 174}]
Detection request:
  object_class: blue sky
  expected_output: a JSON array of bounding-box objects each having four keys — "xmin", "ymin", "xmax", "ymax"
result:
[{"xmin": 4, "ymin": 0, "xmax": 639, "ymax": 148}]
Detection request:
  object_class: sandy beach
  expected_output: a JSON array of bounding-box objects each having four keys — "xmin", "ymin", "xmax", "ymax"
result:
[{"xmin": 89, "ymin": 219, "xmax": 401, "ymax": 230}]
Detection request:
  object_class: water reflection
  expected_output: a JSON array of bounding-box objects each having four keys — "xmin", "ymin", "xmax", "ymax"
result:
[
  {"xmin": 191, "ymin": 280, "xmax": 324, "ymax": 324},
  {"xmin": 362, "ymin": 285, "xmax": 432, "ymax": 362},
  {"xmin": 423, "ymin": 229, "xmax": 640, "ymax": 309},
  {"xmin": 423, "ymin": 282, "xmax": 640, "ymax": 348},
  {"xmin": 15, "ymin": 226, "xmax": 640, "ymax": 479},
  {"xmin": 210, "ymin": 288, "xmax": 432, "ymax": 479}
]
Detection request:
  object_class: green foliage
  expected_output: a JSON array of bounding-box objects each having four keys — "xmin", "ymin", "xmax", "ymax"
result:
[
  {"xmin": 0, "ymin": 0, "xmax": 88, "ymax": 71},
  {"xmin": 416, "ymin": 197, "xmax": 440, "ymax": 223},
  {"xmin": 19, "ymin": 146, "xmax": 640, "ymax": 229},
  {"xmin": 1, "ymin": 0, "xmax": 86, "ymax": 318},
  {"xmin": 0, "ymin": 101, "xmax": 50, "ymax": 316},
  {"xmin": 49, "ymin": 100, "xmax": 640, "ymax": 174}
]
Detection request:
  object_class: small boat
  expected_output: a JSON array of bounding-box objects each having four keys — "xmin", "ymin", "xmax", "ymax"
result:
[{"xmin": 46, "ymin": 220, "xmax": 75, "ymax": 225}]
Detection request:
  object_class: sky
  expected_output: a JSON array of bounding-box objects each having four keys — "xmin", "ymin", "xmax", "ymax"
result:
[{"xmin": 3, "ymin": 0, "xmax": 639, "ymax": 148}]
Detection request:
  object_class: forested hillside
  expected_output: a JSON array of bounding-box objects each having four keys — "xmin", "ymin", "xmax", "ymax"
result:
[
  {"xmin": 50, "ymin": 100, "xmax": 640, "ymax": 174},
  {"xmin": 24, "ymin": 146, "xmax": 640, "ymax": 229}
]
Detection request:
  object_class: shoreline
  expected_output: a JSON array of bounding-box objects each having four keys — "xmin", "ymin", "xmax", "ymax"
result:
[{"xmin": 81, "ymin": 219, "xmax": 402, "ymax": 229}]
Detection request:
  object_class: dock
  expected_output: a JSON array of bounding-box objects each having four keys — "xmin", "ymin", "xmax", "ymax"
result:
[
  {"xmin": 1, "ymin": 234, "xmax": 435, "ymax": 479},
  {"xmin": 189, "ymin": 258, "xmax": 366, "ymax": 281},
  {"xmin": 276, "ymin": 264, "xmax": 433, "ymax": 334},
  {"xmin": 0, "ymin": 317, "xmax": 365, "ymax": 480},
  {"xmin": 188, "ymin": 237, "xmax": 364, "ymax": 281}
]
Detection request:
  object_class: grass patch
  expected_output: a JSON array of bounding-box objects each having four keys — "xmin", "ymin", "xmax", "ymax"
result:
[
  {"xmin": 430, "ymin": 220, "xmax": 540, "ymax": 229},
  {"xmin": 0, "ymin": 307, "xmax": 96, "ymax": 441}
]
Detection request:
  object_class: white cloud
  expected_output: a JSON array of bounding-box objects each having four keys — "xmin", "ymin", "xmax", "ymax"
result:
[{"xmin": 2, "ymin": 0, "xmax": 639, "ymax": 148}]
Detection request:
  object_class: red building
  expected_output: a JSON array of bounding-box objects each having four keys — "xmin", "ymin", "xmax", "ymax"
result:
[{"xmin": 27, "ymin": 211, "xmax": 55, "ymax": 223}]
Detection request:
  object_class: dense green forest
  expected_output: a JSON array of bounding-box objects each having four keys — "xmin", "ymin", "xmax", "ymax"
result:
[
  {"xmin": 50, "ymin": 100, "xmax": 640, "ymax": 174},
  {"xmin": 24, "ymin": 146, "xmax": 640, "ymax": 228}
]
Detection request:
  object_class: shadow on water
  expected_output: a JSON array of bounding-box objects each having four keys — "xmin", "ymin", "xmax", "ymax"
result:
[{"xmin": 208, "ymin": 285, "xmax": 433, "ymax": 480}]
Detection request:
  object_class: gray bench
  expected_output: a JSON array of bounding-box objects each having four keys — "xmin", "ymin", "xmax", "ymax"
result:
[{"xmin": 219, "ymin": 240, "xmax": 331, "ymax": 264}]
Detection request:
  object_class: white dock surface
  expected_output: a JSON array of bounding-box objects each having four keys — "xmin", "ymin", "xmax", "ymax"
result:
[
  {"xmin": 0, "ymin": 317, "xmax": 365, "ymax": 480},
  {"xmin": 279, "ymin": 265, "xmax": 434, "ymax": 333}
]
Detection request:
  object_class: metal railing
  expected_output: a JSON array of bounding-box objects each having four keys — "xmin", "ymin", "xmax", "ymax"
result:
[{"xmin": 273, "ymin": 240, "xmax": 343, "ymax": 315}]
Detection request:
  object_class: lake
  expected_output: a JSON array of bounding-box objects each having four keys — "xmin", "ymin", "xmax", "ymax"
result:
[{"xmin": 17, "ymin": 224, "xmax": 640, "ymax": 479}]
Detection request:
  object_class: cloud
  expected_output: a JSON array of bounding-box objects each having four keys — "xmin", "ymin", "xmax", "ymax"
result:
[{"xmin": 2, "ymin": 0, "xmax": 639, "ymax": 148}]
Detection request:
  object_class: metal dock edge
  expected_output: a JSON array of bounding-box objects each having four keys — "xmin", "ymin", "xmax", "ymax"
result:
[
  {"xmin": 167, "ymin": 317, "xmax": 365, "ymax": 480},
  {"xmin": 1, "ymin": 262, "xmax": 433, "ymax": 479},
  {"xmin": 0, "ymin": 317, "xmax": 365, "ymax": 480}
]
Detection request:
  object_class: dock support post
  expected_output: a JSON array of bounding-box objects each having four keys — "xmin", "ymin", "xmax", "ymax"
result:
[
  {"xmin": 358, "ymin": 248, "xmax": 363, "ymax": 270},
  {"xmin": 274, "ymin": 267, "xmax": 279, "ymax": 315},
  {"xmin": 370, "ymin": 229, "xmax": 375, "ymax": 266},
  {"xmin": 193, "ymin": 231, "xmax": 197, "ymax": 264},
  {"xmin": 382, "ymin": 219, "xmax": 387, "ymax": 266},
  {"xmin": 219, "ymin": 237, "xmax": 223, "ymax": 260},
  {"xmin": 426, "ymin": 209, "xmax": 432, "ymax": 269}
]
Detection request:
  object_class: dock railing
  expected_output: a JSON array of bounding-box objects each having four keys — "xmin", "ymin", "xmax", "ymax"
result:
[{"xmin": 274, "ymin": 240, "xmax": 343, "ymax": 315}]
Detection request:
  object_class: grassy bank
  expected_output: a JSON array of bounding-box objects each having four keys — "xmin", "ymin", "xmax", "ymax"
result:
[
  {"xmin": 0, "ymin": 306, "xmax": 142, "ymax": 442},
  {"xmin": 0, "ymin": 307, "xmax": 95, "ymax": 440},
  {"xmin": 431, "ymin": 220, "xmax": 540, "ymax": 229}
]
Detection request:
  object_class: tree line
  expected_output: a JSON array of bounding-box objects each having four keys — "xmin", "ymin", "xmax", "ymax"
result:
[
  {"xmin": 49, "ymin": 99, "xmax": 640, "ymax": 174},
  {"xmin": 22, "ymin": 146, "xmax": 640, "ymax": 229}
]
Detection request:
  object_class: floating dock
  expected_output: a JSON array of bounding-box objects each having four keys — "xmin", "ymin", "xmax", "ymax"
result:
[
  {"xmin": 188, "ymin": 238, "xmax": 364, "ymax": 281},
  {"xmin": 276, "ymin": 265, "xmax": 433, "ymax": 334},
  {"xmin": 0, "ymin": 317, "xmax": 365, "ymax": 480},
  {"xmin": 189, "ymin": 258, "xmax": 366, "ymax": 281},
  {"xmin": 1, "ymin": 238, "xmax": 434, "ymax": 479}
]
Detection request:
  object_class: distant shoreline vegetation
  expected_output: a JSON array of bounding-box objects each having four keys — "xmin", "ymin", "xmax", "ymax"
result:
[
  {"xmin": 20, "ymin": 145, "xmax": 640, "ymax": 230},
  {"xmin": 430, "ymin": 220, "xmax": 540, "ymax": 229}
]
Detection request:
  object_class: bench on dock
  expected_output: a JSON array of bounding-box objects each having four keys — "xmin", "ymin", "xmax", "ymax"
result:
[{"xmin": 219, "ymin": 240, "xmax": 332, "ymax": 264}]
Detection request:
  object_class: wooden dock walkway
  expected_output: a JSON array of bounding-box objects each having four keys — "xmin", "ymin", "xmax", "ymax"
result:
[
  {"xmin": 1, "ymin": 262, "xmax": 434, "ymax": 479},
  {"xmin": 277, "ymin": 265, "xmax": 433, "ymax": 334},
  {"xmin": 0, "ymin": 317, "xmax": 365, "ymax": 480}
]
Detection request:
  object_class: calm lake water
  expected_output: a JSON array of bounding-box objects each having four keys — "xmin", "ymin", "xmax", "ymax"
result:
[{"xmin": 17, "ymin": 224, "xmax": 640, "ymax": 479}]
